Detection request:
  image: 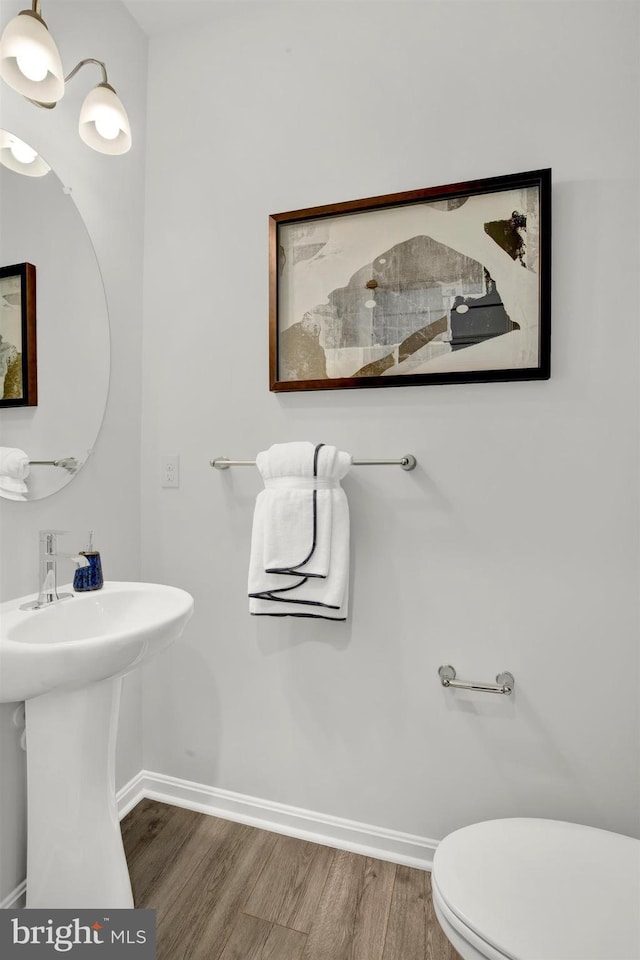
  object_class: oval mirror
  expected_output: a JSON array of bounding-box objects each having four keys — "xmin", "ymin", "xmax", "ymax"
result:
[{"xmin": 0, "ymin": 130, "xmax": 109, "ymax": 500}]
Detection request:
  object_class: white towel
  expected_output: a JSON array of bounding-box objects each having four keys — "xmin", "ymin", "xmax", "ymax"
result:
[
  {"xmin": 248, "ymin": 442, "xmax": 351, "ymax": 619},
  {"xmin": 0, "ymin": 446, "xmax": 30, "ymax": 479},
  {"xmin": 0, "ymin": 446, "xmax": 29, "ymax": 498}
]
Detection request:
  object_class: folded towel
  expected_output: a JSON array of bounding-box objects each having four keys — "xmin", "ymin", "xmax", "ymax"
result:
[
  {"xmin": 0, "ymin": 446, "xmax": 30, "ymax": 480},
  {"xmin": 248, "ymin": 442, "xmax": 351, "ymax": 619},
  {"xmin": 0, "ymin": 476, "xmax": 28, "ymax": 499},
  {"xmin": 0, "ymin": 447, "xmax": 29, "ymax": 498}
]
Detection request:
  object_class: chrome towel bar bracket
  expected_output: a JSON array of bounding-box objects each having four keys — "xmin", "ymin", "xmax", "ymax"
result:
[
  {"xmin": 438, "ymin": 664, "xmax": 515, "ymax": 695},
  {"xmin": 210, "ymin": 454, "xmax": 417, "ymax": 471}
]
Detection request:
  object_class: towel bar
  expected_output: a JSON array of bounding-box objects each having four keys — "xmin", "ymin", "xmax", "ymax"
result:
[
  {"xmin": 211, "ymin": 454, "xmax": 417, "ymax": 471},
  {"xmin": 29, "ymin": 458, "xmax": 80, "ymax": 473},
  {"xmin": 438, "ymin": 664, "xmax": 515, "ymax": 695}
]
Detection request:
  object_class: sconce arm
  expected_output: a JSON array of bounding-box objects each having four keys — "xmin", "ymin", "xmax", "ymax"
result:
[
  {"xmin": 64, "ymin": 58, "xmax": 109, "ymax": 86},
  {"xmin": 27, "ymin": 57, "xmax": 110, "ymax": 108}
]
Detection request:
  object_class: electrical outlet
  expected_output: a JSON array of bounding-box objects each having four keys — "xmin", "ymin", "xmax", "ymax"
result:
[{"xmin": 161, "ymin": 455, "xmax": 180, "ymax": 488}]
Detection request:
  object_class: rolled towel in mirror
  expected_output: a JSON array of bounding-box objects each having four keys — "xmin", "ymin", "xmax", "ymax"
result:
[
  {"xmin": 0, "ymin": 446, "xmax": 30, "ymax": 480},
  {"xmin": 0, "ymin": 475, "xmax": 28, "ymax": 499}
]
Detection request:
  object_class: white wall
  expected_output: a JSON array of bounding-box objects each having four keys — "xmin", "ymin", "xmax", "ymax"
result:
[
  {"xmin": 140, "ymin": 1, "xmax": 640, "ymax": 843},
  {"xmin": 0, "ymin": 0, "xmax": 147, "ymax": 902}
]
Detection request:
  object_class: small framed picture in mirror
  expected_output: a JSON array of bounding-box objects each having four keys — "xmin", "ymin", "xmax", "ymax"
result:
[{"xmin": 0, "ymin": 262, "xmax": 37, "ymax": 407}]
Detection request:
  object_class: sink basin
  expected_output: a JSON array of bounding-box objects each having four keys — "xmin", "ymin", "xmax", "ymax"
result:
[
  {"xmin": 0, "ymin": 581, "xmax": 194, "ymax": 908},
  {"xmin": 0, "ymin": 580, "xmax": 194, "ymax": 702}
]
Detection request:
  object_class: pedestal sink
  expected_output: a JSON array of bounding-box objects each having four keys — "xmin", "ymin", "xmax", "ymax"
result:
[{"xmin": 0, "ymin": 581, "xmax": 194, "ymax": 908}]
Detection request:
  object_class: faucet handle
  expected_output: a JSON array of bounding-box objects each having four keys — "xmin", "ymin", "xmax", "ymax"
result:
[{"xmin": 39, "ymin": 529, "xmax": 69, "ymax": 551}]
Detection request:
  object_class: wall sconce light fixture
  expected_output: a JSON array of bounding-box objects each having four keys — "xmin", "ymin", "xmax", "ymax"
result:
[
  {"xmin": 0, "ymin": 0, "xmax": 131, "ymax": 155},
  {"xmin": 0, "ymin": 128, "xmax": 50, "ymax": 175}
]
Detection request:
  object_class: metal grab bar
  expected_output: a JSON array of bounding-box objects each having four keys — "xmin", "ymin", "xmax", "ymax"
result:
[
  {"xmin": 211, "ymin": 454, "xmax": 417, "ymax": 471},
  {"xmin": 438, "ymin": 664, "xmax": 515, "ymax": 695}
]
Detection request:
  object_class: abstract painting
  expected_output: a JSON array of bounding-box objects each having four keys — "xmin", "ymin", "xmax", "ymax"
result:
[
  {"xmin": 269, "ymin": 170, "xmax": 551, "ymax": 391},
  {"xmin": 0, "ymin": 262, "xmax": 37, "ymax": 407}
]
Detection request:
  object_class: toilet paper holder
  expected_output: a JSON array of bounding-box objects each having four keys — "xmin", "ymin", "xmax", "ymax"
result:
[{"xmin": 438, "ymin": 664, "xmax": 515, "ymax": 695}]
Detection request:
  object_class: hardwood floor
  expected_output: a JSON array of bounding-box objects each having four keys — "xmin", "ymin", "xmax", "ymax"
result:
[{"xmin": 121, "ymin": 799, "xmax": 462, "ymax": 960}]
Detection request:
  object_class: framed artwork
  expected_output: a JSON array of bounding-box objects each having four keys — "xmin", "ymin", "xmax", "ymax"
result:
[
  {"xmin": 0, "ymin": 262, "xmax": 37, "ymax": 407},
  {"xmin": 269, "ymin": 169, "xmax": 551, "ymax": 392}
]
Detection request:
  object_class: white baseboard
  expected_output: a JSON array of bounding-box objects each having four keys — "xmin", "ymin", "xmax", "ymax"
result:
[
  {"xmin": 3, "ymin": 772, "xmax": 436, "ymax": 907},
  {"xmin": 0, "ymin": 880, "xmax": 26, "ymax": 910},
  {"xmin": 117, "ymin": 769, "xmax": 437, "ymax": 871}
]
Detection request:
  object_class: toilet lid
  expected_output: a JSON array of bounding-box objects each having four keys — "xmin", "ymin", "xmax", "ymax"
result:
[{"xmin": 432, "ymin": 819, "xmax": 640, "ymax": 960}]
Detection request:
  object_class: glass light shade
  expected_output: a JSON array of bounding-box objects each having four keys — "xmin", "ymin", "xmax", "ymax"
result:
[
  {"xmin": 0, "ymin": 129, "xmax": 50, "ymax": 177},
  {"xmin": 0, "ymin": 11, "xmax": 64, "ymax": 102},
  {"xmin": 79, "ymin": 83, "xmax": 131, "ymax": 155}
]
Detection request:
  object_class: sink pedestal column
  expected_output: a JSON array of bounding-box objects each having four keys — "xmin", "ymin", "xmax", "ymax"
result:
[{"xmin": 25, "ymin": 676, "xmax": 134, "ymax": 908}]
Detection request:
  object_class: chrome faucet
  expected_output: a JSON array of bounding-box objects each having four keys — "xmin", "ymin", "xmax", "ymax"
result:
[{"xmin": 20, "ymin": 530, "xmax": 90, "ymax": 611}]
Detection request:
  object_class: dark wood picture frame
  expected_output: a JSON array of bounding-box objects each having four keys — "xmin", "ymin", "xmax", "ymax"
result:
[
  {"xmin": 269, "ymin": 169, "xmax": 551, "ymax": 392},
  {"xmin": 0, "ymin": 262, "xmax": 37, "ymax": 407}
]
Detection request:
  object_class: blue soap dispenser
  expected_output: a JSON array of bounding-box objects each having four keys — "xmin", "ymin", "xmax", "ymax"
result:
[{"xmin": 73, "ymin": 530, "xmax": 104, "ymax": 592}]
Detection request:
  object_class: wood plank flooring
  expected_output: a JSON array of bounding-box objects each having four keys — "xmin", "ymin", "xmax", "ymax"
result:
[{"xmin": 121, "ymin": 799, "xmax": 461, "ymax": 960}]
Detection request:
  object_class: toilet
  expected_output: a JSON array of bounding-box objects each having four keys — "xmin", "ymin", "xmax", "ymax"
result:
[{"xmin": 431, "ymin": 818, "xmax": 640, "ymax": 960}]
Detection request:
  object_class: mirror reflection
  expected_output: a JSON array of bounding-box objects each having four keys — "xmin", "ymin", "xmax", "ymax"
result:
[{"xmin": 0, "ymin": 130, "xmax": 110, "ymax": 500}]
